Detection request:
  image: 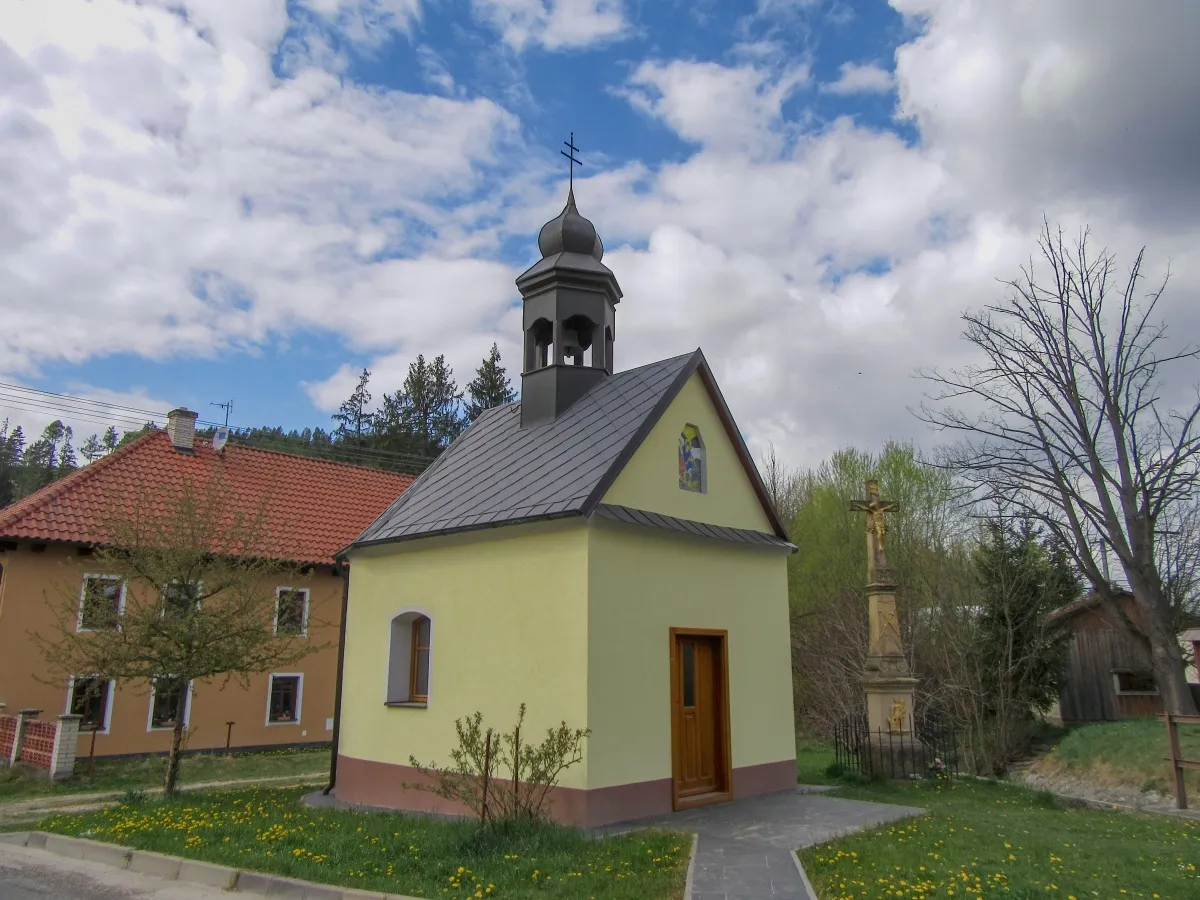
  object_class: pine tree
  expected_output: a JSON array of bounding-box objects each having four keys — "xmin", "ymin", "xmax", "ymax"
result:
[
  {"xmin": 80, "ymin": 433, "xmax": 106, "ymax": 463},
  {"xmin": 101, "ymin": 426, "xmax": 120, "ymax": 454},
  {"xmin": 56, "ymin": 428, "xmax": 78, "ymax": 479},
  {"xmin": 973, "ymin": 519, "xmax": 1078, "ymax": 740},
  {"xmin": 376, "ymin": 355, "xmax": 466, "ymax": 458},
  {"xmin": 20, "ymin": 420, "xmax": 70, "ymax": 495},
  {"xmin": 332, "ymin": 368, "xmax": 374, "ymax": 449},
  {"xmin": 0, "ymin": 420, "xmax": 25, "ymax": 508},
  {"xmin": 465, "ymin": 343, "xmax": 517, "ymax": 421}
]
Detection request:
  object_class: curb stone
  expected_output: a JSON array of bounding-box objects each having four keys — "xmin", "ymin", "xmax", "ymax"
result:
[
  {"xmin": 0, "ymin": 831, "xmax": 424, "ymax": 898},
  {"xmin": 789, "ymin": 849, "xmax": 819, "ymax": 900},
  {"xmin": 681, "ymin": 831, "xmax": 698, "ymax": 898},
  {"xmin": 129, "ymin": 848, "xmax": 183, "ymax": 879},
  {"xmin": 178, "ymin": 858, "xmax": 239, "ymax": 890}
]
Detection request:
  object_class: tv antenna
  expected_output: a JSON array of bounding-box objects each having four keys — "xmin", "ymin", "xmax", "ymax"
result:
[{"xmin": 210, "ymin": 399, "xmax": 234, "ymax": 427}]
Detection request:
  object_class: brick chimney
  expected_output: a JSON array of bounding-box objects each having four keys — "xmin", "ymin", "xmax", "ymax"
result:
[{"xmin": 166, "ymin": 408, "xmax": 198, "ymax": 452}]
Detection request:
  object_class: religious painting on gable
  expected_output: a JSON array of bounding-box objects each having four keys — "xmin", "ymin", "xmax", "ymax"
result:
[{"xmin": 679, "ymin": 424, "xmax": 705, "ymax": 493}]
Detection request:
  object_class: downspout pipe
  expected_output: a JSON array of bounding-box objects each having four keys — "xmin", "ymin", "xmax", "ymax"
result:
[{"xmin": 323, "ymin": 559, "xmax": 351, "ymax": 796}]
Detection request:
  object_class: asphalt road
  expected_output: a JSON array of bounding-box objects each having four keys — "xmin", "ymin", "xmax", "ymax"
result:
[{"xmin": 0, "ymin": 843, "xmax": 237, "ymax": 900}]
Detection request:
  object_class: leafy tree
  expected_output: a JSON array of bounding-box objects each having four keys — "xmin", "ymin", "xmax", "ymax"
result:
[
  {"xmin": 0, "ymin": 420, "xmax": 25, "ymax": 508},
  {"xmin": 375, "ymin": 354, "xmax": 466, "ymax": 458},
  {"xmin": 35, "ymin": 476, "xmax": 326, "ymax": 794},
  {"xmin": 331, "ymin": 368, "xmax": 374, "ymax": 449},
  {"xmin": 465, "ymin": 343, "xmax": 517, "ymax": 421},
  {"xmin": 117, "ymin": 423, "xmax": 154, "ymax": 448},
  {"xmin": 919, "ymin": 222, "xmax": 1200, "ymax": 715},
  {"xmin": 788, "ymin": 442, "xmax": 969, "ymax": 732}
]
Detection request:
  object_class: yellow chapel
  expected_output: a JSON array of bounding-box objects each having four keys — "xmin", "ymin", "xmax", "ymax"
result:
[{"xmin": 330, "ymin": 188, "xmax": 797, "ymax": 827}]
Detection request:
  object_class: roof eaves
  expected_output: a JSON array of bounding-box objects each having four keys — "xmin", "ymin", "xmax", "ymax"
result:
[
  {"xmin": 346, "ymin": 507, "xmax": 587, "ymax": 554},
  {"xmin": 0, "ymin": 429, "xmax": 163, "ymax": 537},
  {"xmin": 579, "ymin": 349, "xmax": 704, "ymax": 516},
  {"xmin": 691, "ymin": 354, "xmax": 792, "ymax": 542},
  {"xmin": 593, "ymin": 504, "xmax": 796, "ymax": 551}
]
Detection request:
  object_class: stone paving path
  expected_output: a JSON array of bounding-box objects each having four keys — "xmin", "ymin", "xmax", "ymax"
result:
[{"xmin": 616, "ymin": 787, "xmax": 924, "ymax": 900}]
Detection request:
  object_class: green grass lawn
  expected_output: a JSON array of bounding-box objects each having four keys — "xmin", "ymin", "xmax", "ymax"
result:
[
  {"xmin": 1032, "ymin": 718, "xmax": 1200, "ymax": 796},
  {"xmin": 796, "ymin": 737, "xmax": 839, "ymax": 785},
  {"xmin": 800, "ymin": 775, "xmax": 1199, "ymax": 899},
  {"xmin": 37, "ymin": 787, "xmax": 688, "ymax": 899},
  {"xmin": 0, "ymin": 746, "xmax": 330, "ymax": 803}
]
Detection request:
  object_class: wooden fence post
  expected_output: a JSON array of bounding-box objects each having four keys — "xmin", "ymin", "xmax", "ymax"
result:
[{"xmin": 1166, "ymin": 713, "xmax": 1186, "ymax": 809}]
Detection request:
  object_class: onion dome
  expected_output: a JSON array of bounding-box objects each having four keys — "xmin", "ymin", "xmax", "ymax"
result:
[{"xmin": 537, "ymin": 189, "xmax": 604, "ymax": 261}]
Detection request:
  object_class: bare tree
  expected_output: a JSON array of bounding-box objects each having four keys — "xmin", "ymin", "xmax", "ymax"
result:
[
  {"xmin": 758, "ymin": 442, "xmax": 810, "ymax": 537},
  {"xmin": 918, "ymin": 221, "xmax": 1200, "ymax": 715},
  {"xmin": 36, "ymin": 476, "xmax": 329, "ymax": 793}
]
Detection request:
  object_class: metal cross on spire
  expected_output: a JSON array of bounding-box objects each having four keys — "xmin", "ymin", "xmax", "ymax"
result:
[{"xmin": 561, "ymin": 132, "xmax": 582, "ymax": 192}]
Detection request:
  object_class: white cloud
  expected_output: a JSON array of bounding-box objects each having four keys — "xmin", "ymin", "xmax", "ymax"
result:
[
  {"xmin": 622, "ymin": 59, "xmax": 809, "ymax": 155},
  {"xmin": 5, "ymin": 0, "xmax": 1200, "ymax": 476},
  {"xmin": 299, "ymin": 0, "xmax": 422, "ymax": 46},
  {"xmin": 892, "ymin": 0, "xmax": 1200, "ymax": 223},
  {"xmin": 0, "ymin": 0, "xmax": 517, "ymax": 377},
  {"xmin": 582, "ymin": 3, "xmax": 1200, "ymax": 467},
  {"xmin": 416, "ymin": 45, "xmax": 459, "ymax": 95},
  {"xmin": 470, "ymin": 0, "xmax": 627, "ymax": 52},
  {"xmin": 823, "ymin": 61, "xmax": 894, "ymax": 95}
]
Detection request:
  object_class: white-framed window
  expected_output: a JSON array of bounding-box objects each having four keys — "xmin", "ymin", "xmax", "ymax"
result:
[
  {"xmin": 161, "ymin": 580, "xmax": 201, "ymax": 618},
  {"xmin": 147, "ymin": 676, "xmax": 193, "ymax": 731},
  {"xmin": 66, "ymin": 676, "xmax": 115, "ymax": 734},
  {"xmin": 273, "ymin": 587, "xmax": 310, "ymax": 637},
  {"xmin": 1112, "ymin": 670, "xmax": 1158, "ymax": 696},
  {"xmin": 266, "ymin": 673, "xmax": 303, "ymax": 725},
  {"xmin": 77, "ymin": 575, "xmax": 125, "ymax": 632},
  {"xmin": 386, "ymin": 610, "xmax": 432, "ymax": 707}
]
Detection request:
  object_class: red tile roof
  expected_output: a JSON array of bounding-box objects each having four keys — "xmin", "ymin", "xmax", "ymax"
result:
[{"xmin": 0, "ymin": 431, "xmax": 415, "ymax": 565}]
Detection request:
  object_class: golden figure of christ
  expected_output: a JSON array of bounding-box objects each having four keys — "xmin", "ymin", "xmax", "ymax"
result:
[{"xmin": 848, "ymin": 479, "xmax": 900, "ymax": 584}]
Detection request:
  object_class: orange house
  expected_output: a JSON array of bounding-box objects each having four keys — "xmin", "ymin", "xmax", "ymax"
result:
[{"xmin": 0, "ymin": 409, "xmax": 413, "ymax": 759}]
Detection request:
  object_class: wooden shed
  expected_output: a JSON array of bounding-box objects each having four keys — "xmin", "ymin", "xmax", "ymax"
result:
[{"xmin": 1049, "ymin": 591, "xmax": 1167, "ymax": 722}]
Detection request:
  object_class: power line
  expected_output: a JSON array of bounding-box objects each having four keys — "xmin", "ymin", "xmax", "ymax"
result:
[
  {"xmin": 0, "ymin": 396, "xmax": 158, "ymax": 433},
  {"xmin": 0, "ymin": 382, "xmax": 166, "ymax": 419},
  {"xmin": 0, "ymin": 383, "xmax": 438, "ymax": 471}
]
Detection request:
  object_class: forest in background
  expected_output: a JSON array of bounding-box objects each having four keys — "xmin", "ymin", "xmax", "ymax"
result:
[{"xmin": 0, "ymin": 344, "xmax": 516, "ymax": 508}]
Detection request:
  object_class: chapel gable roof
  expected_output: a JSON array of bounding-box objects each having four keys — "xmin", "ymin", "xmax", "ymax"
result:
[
  {"xmin": 0, "ymin": 430, "xmax": 416, "ymax": 566},
  {"xmin": 351, "ymin": 349, "xmax": 792, "ymax": 551}
]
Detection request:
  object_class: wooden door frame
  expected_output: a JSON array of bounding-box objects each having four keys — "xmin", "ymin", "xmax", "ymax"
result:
[{"xmin": 669, "ymin": 627, "xmax": 733, "ymax": 811}]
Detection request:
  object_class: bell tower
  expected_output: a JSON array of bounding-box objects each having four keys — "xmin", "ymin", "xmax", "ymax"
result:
[{"xmin": 516, "ymin": 184, "xmax": 622, "ymax": 428}]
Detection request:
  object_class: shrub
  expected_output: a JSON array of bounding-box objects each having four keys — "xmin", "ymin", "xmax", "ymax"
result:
[{"xmin": 409, "ymin": 703, "xmax": 590, "ymax": 825}]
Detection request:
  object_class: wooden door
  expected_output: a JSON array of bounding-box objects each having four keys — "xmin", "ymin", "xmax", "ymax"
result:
[{"xmin": 671, "ymin": 630, "xmax": 731, "ymax": 807}]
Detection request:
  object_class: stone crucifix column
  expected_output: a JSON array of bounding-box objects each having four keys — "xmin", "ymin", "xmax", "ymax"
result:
[{"xmin": 848, "ymin": 480, "xmax": 921, "ymax": 752}]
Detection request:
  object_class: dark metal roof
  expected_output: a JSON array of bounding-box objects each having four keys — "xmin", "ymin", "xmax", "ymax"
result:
[
  {"xmin": 349, "ymin": 348, "xmax": 792, "ymax": 552},
  {"xmin": 594, "ymin": 504, "xmax": 795, "ymax": 550}
]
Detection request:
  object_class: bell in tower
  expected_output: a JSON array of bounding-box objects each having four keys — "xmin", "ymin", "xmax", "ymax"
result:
[{"xmin": 515, "ymin": 185, "xmax": 622, "ymax": 427}]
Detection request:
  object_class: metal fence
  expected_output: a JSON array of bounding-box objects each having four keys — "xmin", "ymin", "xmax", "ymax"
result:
[{"xmin": 832, "ymin": 713, "xmax": 960, "ymax": 780}]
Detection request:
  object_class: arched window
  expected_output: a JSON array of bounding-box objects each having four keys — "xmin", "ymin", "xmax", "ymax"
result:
[
  {"xmin": 387, "ymin": 611, "xmax": 432, "ymax": 706},
  {"xmin": 679, "ymin": 424, "xmax": 705, "ymax": 493}
]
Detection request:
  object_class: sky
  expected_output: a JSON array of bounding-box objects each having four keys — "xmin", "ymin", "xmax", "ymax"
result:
[{"xmin": 2, "ymin": 0, "xmax": 1199, "ymax": 469}]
